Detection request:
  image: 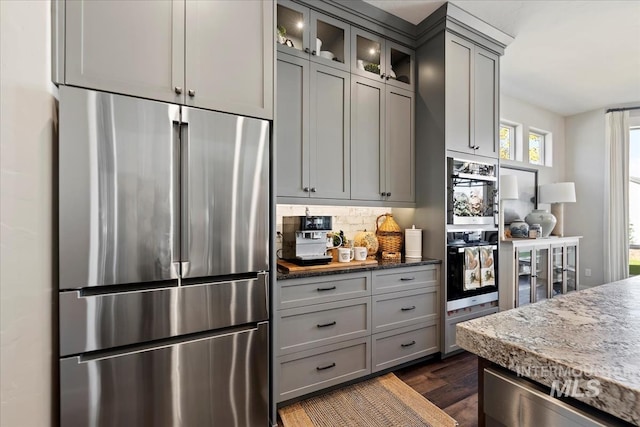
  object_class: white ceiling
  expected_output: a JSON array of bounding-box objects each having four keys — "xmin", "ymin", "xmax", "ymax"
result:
[{"xmin": 362, "ymin": 0, "xmax": 640, "ymax": 116}]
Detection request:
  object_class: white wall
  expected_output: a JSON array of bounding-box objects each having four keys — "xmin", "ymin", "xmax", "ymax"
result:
[
  {"xmin": 564, "ymin": 108, "xmax": 606, "ymax": 288},
  {"xmin": 500, "ymin": 93, "xmax": 566, "ymax": 187},
  {"xmin": 1, "ymin": 1, "xmax": 55, "ymax": 425}
]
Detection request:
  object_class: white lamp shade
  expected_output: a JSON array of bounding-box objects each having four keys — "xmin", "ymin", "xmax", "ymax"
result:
[
  {"xmin": 500, "ymin": 175, "xmax": 519, "ymax": 200},
  {"xmin": 539, "ymin": 182, "xmax": 576, "ymax": 203}
]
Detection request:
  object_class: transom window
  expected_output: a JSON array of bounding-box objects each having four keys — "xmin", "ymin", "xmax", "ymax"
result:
[
  {"xmin": 500, "ymin": 124, "xmax": 515, "ymax": 160},
  {"xmin": 528, "ymin": 131, "xmax": 545, "ymax": 165}
]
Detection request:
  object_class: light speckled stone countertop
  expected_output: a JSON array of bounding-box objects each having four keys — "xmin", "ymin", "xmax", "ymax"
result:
[{"xmin": 457, "ymin": 276, "xmax": 640, "ymax": 425}]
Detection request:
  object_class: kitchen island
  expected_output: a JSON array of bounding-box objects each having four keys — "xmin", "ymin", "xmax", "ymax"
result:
[{"xmin": 457, "ymin": 276, "xmax": 640, "ymax": 426}]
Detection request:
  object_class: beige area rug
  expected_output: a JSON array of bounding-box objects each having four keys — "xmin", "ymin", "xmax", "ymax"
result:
[{"xmin": 279, "ymin": 373, "xmax": 458, "ymax": 427}]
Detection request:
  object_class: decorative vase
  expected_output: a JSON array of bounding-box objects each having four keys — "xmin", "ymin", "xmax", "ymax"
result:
[
  {"xmin": 524, "ymin": 209, "xmax": 557, "ymax": 237},
  {"xmin": 509, "ymin": 220, "xmax": 529, "ymax": 238},
  {"xmin": 354, "ymin": 230, "xmax": 379, "ymax": 258}
]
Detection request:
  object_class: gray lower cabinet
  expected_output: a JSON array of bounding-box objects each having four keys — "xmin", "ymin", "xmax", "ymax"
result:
[
  {"xmin": 57, "ymin": 0, "xmax": 273, "ymax": 119},
  {"xmin": 350, "ymin": 77, "xmax": 415, "ymax": 203},
  {"xmin": 444, "ymin": 32, "xmax": 499, "ymax": 158},
  {"xmin": 446, "ymin": 304, "xmax": 498, "ymax": 353},
  {"xmin": 276, "ymin": 264, "xmax": 440, "ymax": 403},
  {"xmin": 276, "ymin": 53, "xmax": 350, "ymax": 199}
]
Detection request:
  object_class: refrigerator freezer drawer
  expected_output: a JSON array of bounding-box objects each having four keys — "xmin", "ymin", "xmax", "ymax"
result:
[
  {"xmin": 60, "ymin": 274, "xmax": 268, "ymax": 356},
  {"xmin": 61, "ymin": 322, "xmax": 268, "ymax": 427}
]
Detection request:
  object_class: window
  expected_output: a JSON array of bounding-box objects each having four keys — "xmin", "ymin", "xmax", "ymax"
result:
[
  {"xmin": 630, "ymin": 126, "xmax": 640, "ymax": 276},
  {"xmin": 500, "ymin": 123, "xmax": 515, "ymax": 160},
  {"xmin": 528, "ymin": 131, "xmax": 545, "ymax": 165}
]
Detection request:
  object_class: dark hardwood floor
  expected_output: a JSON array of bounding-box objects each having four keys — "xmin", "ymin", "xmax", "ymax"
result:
[
  {"xmin": 277, "ymin": 351, "xmax": 479, "ymax": 427},
  {"xmin": 395, "ymin": 351, "xmax": 479, "ymax": 427}
]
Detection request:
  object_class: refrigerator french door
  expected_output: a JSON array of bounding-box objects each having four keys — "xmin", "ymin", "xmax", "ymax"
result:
[{"xmin": 58, "ymin": 86, "xmax": 270, "ymax": 427}]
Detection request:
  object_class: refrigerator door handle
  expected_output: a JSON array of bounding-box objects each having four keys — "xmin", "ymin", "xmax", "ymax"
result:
[
  {"xmin": 180, "ymin": 120, "xmax": 190, "ymax": 268},
  {"xmin": 259, "ymin": 271, "xmax": 269, "ymax": 317},
  {"xmin": 172, "ymin": 119, "xmax": 182, "ymax": 274}
]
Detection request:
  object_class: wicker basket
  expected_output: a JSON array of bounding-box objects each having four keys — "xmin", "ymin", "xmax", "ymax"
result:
[{"xmin": 376, "ymin": 214, "xmax": 403, "ymax": 253}]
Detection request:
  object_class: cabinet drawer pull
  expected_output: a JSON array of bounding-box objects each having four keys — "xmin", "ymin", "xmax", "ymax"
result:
[
  {"xmin": 317, "ymin": 286, "xmax": 337, "ymax": 292},
  {"xmin": 401, "ymin": 340, "xmax": 416, "ymax": 348},
  {"xmin": 401, "ymin": 306, "xmax": 416, "ymax": 311},
  {"xmin": 316, "ymin": 362, "xmax": 336, "ymax": 371},
  {"xmin": 400, "ymin": 277, "xmax": 415, "ymax": 281},
  {"xmin": 317, "ymin": 321, "xmax": 337, "ymax": 328}
]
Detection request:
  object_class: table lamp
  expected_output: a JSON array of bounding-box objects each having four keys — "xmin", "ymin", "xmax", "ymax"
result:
[{"xmin": 539, "ymin": 182, "xmax": 576, "ymax": 237}]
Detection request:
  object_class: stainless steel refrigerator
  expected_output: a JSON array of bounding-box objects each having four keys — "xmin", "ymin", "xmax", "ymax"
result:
[{"xmin": 57, "ymin": 86, "xmax": 270, "ymax": 426}]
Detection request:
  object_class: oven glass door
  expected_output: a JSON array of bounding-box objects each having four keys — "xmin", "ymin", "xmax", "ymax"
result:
[{"xmin": 447, "ymin": 244, "xmax": 498, "ymax": 301}]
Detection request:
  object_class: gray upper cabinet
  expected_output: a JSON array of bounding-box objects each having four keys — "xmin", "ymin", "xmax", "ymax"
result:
[
  {"xmin": 445, "ymin": 33, "xmax": 499, "ymax": 158},
  {"xmin": 350, "ymin": 77, "xmax": 415, "ymax": 203},
  {"xmin": 64, "ymin": 0, "xmax": 184, "ymax": 105},
  {"xmin": 277, "ymin": 54, "xmax": 309, "ymax": 198},
  {"xmin": 61, "ymin": 0, "xmax": 273, "ymax": 120},
  {"xmin": 185, "ymin": 0, "xmax": 274, "ymax": 119},
  {"xmin": 276, "ymin": 55, "xmax": 350, "ymax": 200},
  {"xmin": 276, "ymin": 1, "xmax": 350, "ymax": 72},
  {"xmin": 385, "ymin": 87, "xmax": 415, "ymax": 203},
  {"xmin": 351, "ymin": 76, "xmax": 386, "ymax": 201},
  {"xmin": 309, "ymin": 63, "xmax": 351, "ymax": 199},
  {"xmin": 351, "ymin": 28, "xmax": 414, "ymax": 91}
]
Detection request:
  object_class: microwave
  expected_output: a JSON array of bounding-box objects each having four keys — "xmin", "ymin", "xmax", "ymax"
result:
[{"xmin": 447, "ymin": 157, "xmax": 498, "ymax": 226}]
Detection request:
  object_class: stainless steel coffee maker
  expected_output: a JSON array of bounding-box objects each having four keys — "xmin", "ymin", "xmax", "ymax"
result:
[{"xmin": 282, "ymin": 216, "xmax": 333, "ymax": 265}]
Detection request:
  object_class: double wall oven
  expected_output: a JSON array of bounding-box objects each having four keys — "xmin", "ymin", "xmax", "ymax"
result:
[{"xmin": 446, "ymin": 157, "xmax": 499, "ymax": 311}]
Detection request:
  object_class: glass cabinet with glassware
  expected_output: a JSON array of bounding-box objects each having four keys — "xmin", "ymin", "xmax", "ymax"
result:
[
  {"xmin": 499, "ymin": 237, "xmax": 581, "ymax": 310},
  {"xmin": 350, "ymin": 28, "xmax": 414, "ymax": 91},
  {"xmin": 276, "ymin": 0, "xmax": 350, "ymax": 72}
]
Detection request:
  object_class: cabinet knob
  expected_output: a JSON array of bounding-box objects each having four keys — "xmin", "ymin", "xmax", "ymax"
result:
[
  {"xmin": 310, "ymin": 187, "xmax": 317, "ymax": 193},
  {"xmin": 381, "ymin": 192, "xmax": 386, "ymax": 197},
  {"xmin": 312, "ymin": 50, "xmax": 317, "ymax": 56},
  {"xmin": 174, "ymin": 86, "xmax": 182, "ymax": 94},
  {"xmin": 385, "ymin": 75, "xmax": 390, "ymax": 81},
  {"xmin": 188, "ymin": 89, "xmax": 196, "ymax": 97},
  {"xmin": 303, "ymin": 187, "xmax": 310, "ymax": 192},
  {"xmin": 380, "ymin": 73, "xmax": 386, "ymax": 79},
  {"xmin": 304, "ymin": 48, "xmax": 310, "ymax": 54},
  {"xmin": 386, "ymin": 192, "xmax": 391, "ymax": 197}
]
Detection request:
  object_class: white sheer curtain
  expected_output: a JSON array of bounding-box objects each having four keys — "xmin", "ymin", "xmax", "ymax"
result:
[{"xmin": 604, "ymin": 110, "xmax": 630, "ymax": 282}]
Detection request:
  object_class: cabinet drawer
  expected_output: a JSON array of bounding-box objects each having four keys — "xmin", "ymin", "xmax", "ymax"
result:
[
  {"xmin": 277, "ymin": 272, "xmax": 370, "ymax": 310},
  {"xmin": 372, "ymin": 321, "xmax": 438, "ymax": 373},
  {"xmin": 372, "ymin": 265, "xmax": 438, "ymax": 294},
  {"xmin": 277, "ymin": 337, "xmax": 370, "ymax": 402},
  {"xmin": 372, "ymin": 288, "xmax": 438, "ymax": 333},
  {"xmin": 277, "ymin": 297, "xmax": 370, "ymax": 356}
]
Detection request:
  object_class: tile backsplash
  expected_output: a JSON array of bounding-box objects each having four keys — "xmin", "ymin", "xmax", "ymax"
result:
[{"xmin": 276, "ymin": 204, "xmax": 392, "ymax": 242}]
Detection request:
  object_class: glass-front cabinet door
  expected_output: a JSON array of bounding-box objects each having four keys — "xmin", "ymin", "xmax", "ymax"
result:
[
  {"xmin": 310, "ymin": 11, "xmax": 350, "ymax": 71},
  {"xmin": 385, "ymin": 40, "xmax": 414, "ymax": 90},
  {"xmin": 533, "ymin": 247, "xmax": 550, "ymax": 302},
  {"xmin": 276, "ymin": 1, "xmax": 309, "ymax": 58},
  {"xmin": 277, "ymin": 2, "xmax": 350, "ymax": 72},
  {"xmin": 566, "ymin": 242, "xmax": 578, "ymax": 293},
  {"xmin": 551, "ymin": 244, "xmax": 564, "ymax": 296},
  {"xmin": 351, "ymin": 28, "xmax": 385, "ymax": 81},
  {"xmin": 516, "ymin": 247, "xmax": 533, "ymax": 306}
]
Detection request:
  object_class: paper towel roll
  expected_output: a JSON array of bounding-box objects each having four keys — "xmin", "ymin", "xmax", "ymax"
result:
[{"xmin": 405, "ymin": 226, "xmax": 422, "ymax": 259}]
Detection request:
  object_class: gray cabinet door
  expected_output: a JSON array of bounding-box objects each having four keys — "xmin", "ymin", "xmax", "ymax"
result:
[
  {"xmin": 310, "ymin": 11, "xmax": 351, "ymax": 73},
  {"xmin": 385, "ymin": 87, "xmax": 415, "ymax": 202},
  {"xmin": 276, "ymin": 53, "xmax": 310, "ymax": 198},
  {"xmin": 65, "ymin": 0, "xmax": 184, "ymax": 104},
  {"xmin": 445, "ymin": 33, "xmax": 474, "ymax": 155},
  {"xmin": 350, "ymin": 76, "xmax": 385, "ymax": 201},
  {"xmin": 185, "ymin": 0, "xmax": 274, "ymax": 119},
  {"xmin": 309, "ymin": 63, "xmax": 351, "ymax": 199},
  {"xmin": 473, "ymin": 48, "xmax": 500, "ymax": 158}
]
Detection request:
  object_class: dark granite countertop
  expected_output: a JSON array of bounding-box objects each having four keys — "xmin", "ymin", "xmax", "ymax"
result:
[{"xmin": 276, "ymin": 258, "xmax": 441, "ymax": 280}]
